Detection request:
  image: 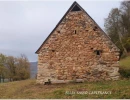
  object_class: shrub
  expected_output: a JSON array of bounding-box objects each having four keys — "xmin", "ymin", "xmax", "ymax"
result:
[{"xmin": 119, "ymin": 68, "xmax": 130, "ymax": 78}]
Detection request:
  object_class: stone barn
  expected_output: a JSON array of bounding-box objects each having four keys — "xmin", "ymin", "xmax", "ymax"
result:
[{"xmin": 36, "ymin": 1, "xmax": 120, "ymax": 84}]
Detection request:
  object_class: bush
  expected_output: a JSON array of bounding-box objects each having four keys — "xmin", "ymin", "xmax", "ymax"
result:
[{"xmin": 119, "ymin": 68, "xmax": 130, "ymax": 78}]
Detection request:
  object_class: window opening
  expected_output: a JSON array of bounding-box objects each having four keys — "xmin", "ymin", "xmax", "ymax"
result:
[
  {"xmin": 71, "ymin": 5, "xmax": 81, "ymax": 11},
  {"xmin": 74, "ymin": 30, "xmax": 77, "ymax": 34},
  {"xmin": 94, "ymin": 50, "xmax": 102, "ymax": 55}
]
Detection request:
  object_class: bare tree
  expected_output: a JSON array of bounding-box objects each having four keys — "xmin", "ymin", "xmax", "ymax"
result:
[
  {"xmin": 0, "ymin": 53, "xmax": 7, "ymax": 83},
  {"xmin": 105, "ymin": 8, "xmax": 127, "ymax": 54},
  {"xmin": 6, "ymin": 54, "xmax": 30, "ymax": 81},
  {"xmin": 6, "ymin": 56, "xmax": 17, "ymax": 81},
  {"xmin": 15, "ymin": 54, "xmax": 30, "ymax": 80}
]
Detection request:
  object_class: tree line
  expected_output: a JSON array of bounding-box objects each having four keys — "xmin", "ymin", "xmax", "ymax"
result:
[
  {"xmin": 104, "ymin": 1, "xmax": 130, "ymax": 56},
  {"xmin": 0, "ymin": 53, "xmax": 30, "ymax": 83}
]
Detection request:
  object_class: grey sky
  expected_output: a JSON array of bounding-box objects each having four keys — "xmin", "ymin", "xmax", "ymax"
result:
[{"xmin": 0, "ymin": 0, "xmax": 121, "ymax": 62}]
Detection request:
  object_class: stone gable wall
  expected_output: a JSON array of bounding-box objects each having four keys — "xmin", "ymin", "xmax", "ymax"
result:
[{"xmin": 37, "ymin": 11, "xmax": 120, "ymax": 84}]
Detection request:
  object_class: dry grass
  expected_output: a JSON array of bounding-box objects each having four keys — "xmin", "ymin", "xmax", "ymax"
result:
[{"xmin": 0, "ymin": 79, "xmax": 130, "ymax": 99}]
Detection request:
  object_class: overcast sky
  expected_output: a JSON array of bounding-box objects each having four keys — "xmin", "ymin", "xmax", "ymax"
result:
[{"xmin": 0, "ymin": 0, "xmax": 122, "ymax": 62}]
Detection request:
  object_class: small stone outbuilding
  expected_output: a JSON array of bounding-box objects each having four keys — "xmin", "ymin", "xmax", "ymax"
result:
[{"xmin": 36, "ymin": 1, "xmax": 120, "ymax": 84}]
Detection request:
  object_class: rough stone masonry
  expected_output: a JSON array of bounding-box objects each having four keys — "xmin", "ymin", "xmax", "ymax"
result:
[{"xmin": 36, "ymin": 1, "xmax": 120, "ymax": 84}]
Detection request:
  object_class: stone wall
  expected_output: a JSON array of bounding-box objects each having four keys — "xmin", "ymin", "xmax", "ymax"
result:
[{"xmin": 37, "ymin": 11, "xmax": 120, "ymax": 84}]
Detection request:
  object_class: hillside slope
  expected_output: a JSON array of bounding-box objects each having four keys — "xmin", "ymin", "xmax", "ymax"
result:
[
  {"xmin": 0, "ymin": 79, "xmax": 130, "ymax": 99},
  {"xmin": 30, "ymin": 62, "xmax": 37, "ymax": 79}
]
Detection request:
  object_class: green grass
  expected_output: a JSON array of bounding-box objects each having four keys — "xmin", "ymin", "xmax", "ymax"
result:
[
  {"xmin": 0, "ymin": 79, "xmax": 130, "ymax": 99},
  {"xmin": 119, "ymin": 56, "xmax": 130, "ymax": 69}
]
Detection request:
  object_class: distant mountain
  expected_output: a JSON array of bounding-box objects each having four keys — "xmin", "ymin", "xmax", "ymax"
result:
[{"xmin": 30, "ymin": 62, "xmax": 37, "ymax": 79}]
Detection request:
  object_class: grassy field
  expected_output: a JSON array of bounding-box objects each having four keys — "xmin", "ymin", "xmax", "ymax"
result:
[
  {"xmin": 0, "ymin": 79, "xmax": 130, "ymax": 99},
  {"xmin": 0, "ymin": 56, "xmax": 129, "ymax": 99}
]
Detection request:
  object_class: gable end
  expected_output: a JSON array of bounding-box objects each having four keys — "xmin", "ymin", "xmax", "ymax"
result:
[{"xmin": 35, "ymin": 1, "xmax": 120, "ymax": 54}]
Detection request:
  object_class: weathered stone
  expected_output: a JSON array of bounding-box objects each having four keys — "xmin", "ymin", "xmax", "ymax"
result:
[
  {"xmin": 75, "ymin": 79, "xmax": 84, "ymax": 83},
  {"xmin": 36, "ymin": 2, "xmax": 120, "ymax": 84}
]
